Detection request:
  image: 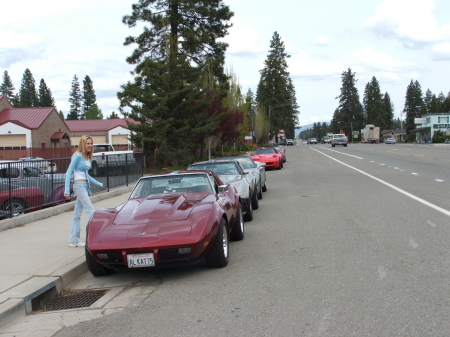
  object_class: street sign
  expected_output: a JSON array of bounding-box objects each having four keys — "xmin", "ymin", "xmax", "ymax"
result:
[{"xmin": 352, "ymin": 131, "xmax": 359, "ymax": 135}]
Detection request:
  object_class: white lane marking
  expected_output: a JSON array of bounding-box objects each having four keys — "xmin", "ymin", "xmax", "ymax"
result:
[
  {"xmin": 409, "ymin": 237, "xmax": 418, "ymax": 249},
  {"xmin": 394, "ymin": 167, "xmax": 399, "ymax": 170},
  {"xmin": 378, "ymin": 266, "xmax": 386, "ymax": 281},
  {"xmin": 411, "ymin": 172, "xmax": 419, "ymax": 175},
  {"xmin": 320, "ymin": 147, "xmax": 363, "ymax": 159},
  {"xmin": 311, "ymin": 148, "xmax": 450, "ymax": 217},
  {"xmin": 427, "ymin": 220, "xmax": 436, "ymax": 228},
  {"xmin": 435, "ymin": 179, "xmax": 444, "ymax": 182}
]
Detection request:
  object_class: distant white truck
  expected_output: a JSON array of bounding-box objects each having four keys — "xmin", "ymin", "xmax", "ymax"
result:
[
  {"xmin": 362, "ymin": 124, "xmax": 380, "ymax": 143},
  {"xmin": 91, "ymin": 144, "xmax": 135, "ymax": 176}
]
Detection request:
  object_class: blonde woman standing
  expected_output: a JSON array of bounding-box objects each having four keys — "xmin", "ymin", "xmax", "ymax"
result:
[{"xmin": 64, "ymin": 136, "xmax": 103, "ymax": 247}]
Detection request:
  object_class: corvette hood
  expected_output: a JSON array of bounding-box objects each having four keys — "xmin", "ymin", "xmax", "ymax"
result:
[{"xmin": 113, "ymin": 193, "xmax": 210, "ymax": 225}]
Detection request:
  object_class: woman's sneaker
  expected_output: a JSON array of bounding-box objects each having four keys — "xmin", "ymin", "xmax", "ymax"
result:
[{"xmin": 69, "ymin": 242, "xmax": 86, "ymax": 247}]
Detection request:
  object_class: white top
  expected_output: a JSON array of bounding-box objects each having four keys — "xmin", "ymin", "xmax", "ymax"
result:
[{"xmin": 73, "ymin": 159, "xmax": 91, "ymax": 180}]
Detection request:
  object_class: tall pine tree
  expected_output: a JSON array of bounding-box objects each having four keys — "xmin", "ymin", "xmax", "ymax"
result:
[
  {"xmin": 67, "ymin": 75, "xmax": 82, "ymax": 120},
  {"xmin": 0, "ymin": 70, "xmax": 16, "ymax": 101},
  {"xmin": 256, "ymin": 31, "xmax": 299, "ymax": 141},
  {"xmin": 332, "ymin": 68, "xmax": 364, "ymax": 136},
  {"xmin": 383, "ymin": 92, "xmax": 394, "ymax": 130},
  {"xmin": 363, "ymin": 76, "xmax": 384, "ymax": 128},
  {"xmin": 38, "ymin": 79, "xmax": 56, "ymax": 107},
  {"xmin": 82, "ymin": 75, "xmax": 97, "ymax": 118},
  {"xmin": 18, "ymin": 68, "xmax": 38, "ymax": 108},
  {"xmin": 404, "ymin": 80, "xmax": 423, "ymax": 129},
  {"xmin": 118, "ymin": 0, "xmax": 233, "ymax": 168}
]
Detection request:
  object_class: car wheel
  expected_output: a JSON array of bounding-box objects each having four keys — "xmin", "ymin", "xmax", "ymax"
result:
[
  {"xmin": 205, "ymin": 218, "xmax": 229, "ymax": 268},
  {"xmin": 344, "ymin": 144, "xmax": 347, "ymax": 147},
  {"xmin": 85, "ymin": 247, "xmax": 114, "ymax": 276},
  {"xmin": 276, "ymin": 160, "xmax": 282, "ymax": 170},
  {"xmin": 332, "ymin": 144, "xmax": 335, "ymax": 147},
  {"xmin": 281, "ymin": 161, "xmax": 284, "ymax": 169},
  {"xmin": 230, "ymin": 202, "xmax": 244, "ymax": 241},
  {"xmin": 244, "ymin": 199, "xmax": 253, "ymax": 222},
  {"xmin": 2, "ymin": 198, "xmax": 26, "ymax": 217},
  {"xmin": 262, "ymin": 180, "xmax": 267, "ymax": 192},
  {"xmin": 257, "ymin": 179, "xmax": 263, "ymax": 199},
  {"xmin": 251, "ymin": 188, "xmax": 259, "ymax": 210}
]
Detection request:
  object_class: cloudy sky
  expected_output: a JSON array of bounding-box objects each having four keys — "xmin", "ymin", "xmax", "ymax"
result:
[{"xmin": 1, "ymin": 0, "xmax": 450, "ymax": 127}]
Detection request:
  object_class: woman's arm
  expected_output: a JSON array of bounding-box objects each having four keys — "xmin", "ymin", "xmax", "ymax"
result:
[{"xmin": 64, "ymin": 153, "xmax": 80, "ymax": 195}]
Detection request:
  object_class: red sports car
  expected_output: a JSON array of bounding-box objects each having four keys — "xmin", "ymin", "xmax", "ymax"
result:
[
  {"xmin": 85, "ymin": 170, "xmax": 244, "ymax": 276},
  {"xmin": 250, "ymin": 147, "xmax": 283, "ymax": 170},
  {"xmin": 0, "ymin": 182, "xmax": 44, "ymax": 218}
]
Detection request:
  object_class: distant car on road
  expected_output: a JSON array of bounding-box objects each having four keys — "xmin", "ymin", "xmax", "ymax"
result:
[
  {"xmin": 321, "ymin": 136, "xmax": 331, "ymax": 144},
  {"xmin": 331, "ymin": 134, "xmax": 348, "ymax": 147},
  {"xmin": 385, "ymin": 138, "xmax": 396, "ymax": 144},
  {"xmin": 286, "ymin": 139, "xmax": 294, "ymax": 146},
  {"xmin": 444, "ymin": 139, "xmax": 449, "ymax": 144},
  {"xmin": 308, "ymin": 138, "xmax": 317, "ymax": 144}
]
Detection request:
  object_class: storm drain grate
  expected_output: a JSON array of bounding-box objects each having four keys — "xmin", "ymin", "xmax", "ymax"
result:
[{"xmin": 43, "ymin": 289, "xmax": 108, "ymax": 311}]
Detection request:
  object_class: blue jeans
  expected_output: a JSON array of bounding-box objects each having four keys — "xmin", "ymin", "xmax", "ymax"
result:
[{"xmin": 70, "ymin": 181, "xmax": 95, "ymax": 244}]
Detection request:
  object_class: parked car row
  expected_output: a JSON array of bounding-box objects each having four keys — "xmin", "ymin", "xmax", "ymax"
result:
[
  {"xmin": 84, "ymin": 154, "xmax": 272, "ymax": 276},
  {"xmin": 0, "ymin": 161, "xmax": 75, "ymax": 219}
]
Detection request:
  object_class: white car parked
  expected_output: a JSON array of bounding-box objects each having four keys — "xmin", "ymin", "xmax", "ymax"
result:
[
  {"xmin": 17, "ymin": 157, "xmax": 58, "ymax": 173},
  {"xmin": 187, "ymin": 159, "xmax": 258, "ymax": 221}
]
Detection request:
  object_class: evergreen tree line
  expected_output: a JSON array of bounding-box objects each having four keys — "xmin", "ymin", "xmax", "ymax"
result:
[
  {"xmin": 0, "ymin": 69, "xmax": 120, "ymax": 120},
  {"xmin": 117, "ymin": 1, "xmax": 298, "ymax": 169},
  {"xmin": 300, "ymin": 68, "xmax": 450, "ymax": 142}
]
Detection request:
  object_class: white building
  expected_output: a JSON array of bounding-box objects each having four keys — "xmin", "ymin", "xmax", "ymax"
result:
[{"xmin": 412, "ymin": 113, "xmax": 450, "ymax": 143}]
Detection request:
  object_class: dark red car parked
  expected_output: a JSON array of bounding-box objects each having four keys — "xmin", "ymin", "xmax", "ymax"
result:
[{"xmin": 85, "ymin": 170, "xmax": 244, "ymax": 276}]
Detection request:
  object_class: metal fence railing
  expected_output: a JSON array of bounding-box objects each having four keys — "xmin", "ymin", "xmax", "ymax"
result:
[{"xmin": 0, "ymin": 152, "xmax": 143, "ymax": 220}]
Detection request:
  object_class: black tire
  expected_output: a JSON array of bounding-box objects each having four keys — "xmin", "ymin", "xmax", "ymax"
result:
[
  {"xmin": 244, "ymin": 198, "xmax": 253, "ymax": 222},
  {"xmin": 205, "ymin": 218, "xmax": 229, "ymax": 268},
  {"xmin": 251, "ymin": 187, "xmax": 259, "ymax": 210},
  {"xmin": 257, "ymin": 179, "xmax": 263, "ymax": 199},
  {"xmin": 2, "ymin": 198, "xmax": 26, "ymax": 218},
  {"xmin": 344, "ymin": 144, "xmax": 348, "ymax": 147},
  {"xmin": 262, "ymin": 180, "xmax": 267, "ymax": 192},
  {"xmin": 85, "ymin": 247, "xmax": 114, "ymax": 276},
  {"xmin": 332, "ymin": 144, "xmax": 335, "ymax": 147},
  {"xmin": 230, "ymin": 203, "xmax": 244, "ymax": 241},
  {"xmin": 281, "ymin": 161, "xmax": 284, "ymax": 169},
  {"xmin": 276, "ymin": 160, "xmax": 282, "ymax": 170}
]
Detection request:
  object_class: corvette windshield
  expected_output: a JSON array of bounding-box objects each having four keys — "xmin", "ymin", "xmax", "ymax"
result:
[
  {"xmin": 254, "ymin": 148, "xmax": 276, "ymax": 154},
  {"xmin": 130, "ymin": 174, "xmax": 214, "ymax": 198},
  {"xmin": 189, "ymin": 162, "xmax": 240, "ymax": 175}
]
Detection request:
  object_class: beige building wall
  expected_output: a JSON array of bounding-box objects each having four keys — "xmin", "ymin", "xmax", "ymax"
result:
[{"xmin": 32, "ymin": 110, "xmax": 71, "ymax": 148}]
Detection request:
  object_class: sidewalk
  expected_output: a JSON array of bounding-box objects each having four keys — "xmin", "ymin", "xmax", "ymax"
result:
[{"xmin": 0, "ymin": 185, "xmax": 135, "ymax": 329}]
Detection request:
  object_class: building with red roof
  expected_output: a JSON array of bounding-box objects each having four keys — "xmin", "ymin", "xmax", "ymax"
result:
[{"xmin": 0, "ymin": 95, "xmax": 138, "ymax": 160}]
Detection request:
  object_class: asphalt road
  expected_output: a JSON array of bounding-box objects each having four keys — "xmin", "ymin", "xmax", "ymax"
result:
[{"xmin": 49, "ymin": 143, "xmax": 450, "ymax": 336}]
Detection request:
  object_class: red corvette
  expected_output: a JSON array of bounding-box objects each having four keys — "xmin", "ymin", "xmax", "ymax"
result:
[
  {"xmin": 85, "ymin": 170, "xmax": 244, "ymax": 276},
  {"xmin": 250, "ymin": 147, "xmax": 283, "ymax": 170}
]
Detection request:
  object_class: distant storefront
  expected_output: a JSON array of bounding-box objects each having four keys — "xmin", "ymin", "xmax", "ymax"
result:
[{"xmin": 411, "ymin": 114, "xmax": 450, "ymax": 142}]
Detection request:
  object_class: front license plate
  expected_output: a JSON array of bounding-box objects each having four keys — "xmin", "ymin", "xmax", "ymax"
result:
[{"xmin": 127, "ymin": 253, "xmax": 155, "ymax": 268}]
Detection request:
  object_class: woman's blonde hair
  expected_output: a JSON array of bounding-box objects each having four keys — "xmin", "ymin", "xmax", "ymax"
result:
[{"xmin": 74, "ymin": 135, "xmax": 94, "ymax": 160}]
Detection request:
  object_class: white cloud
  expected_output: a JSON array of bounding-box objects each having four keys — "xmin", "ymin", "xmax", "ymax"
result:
[
  {"xmin": 288, "ymin": 51, "xmax": 343, "ymax": 80},
  {"xmin": 363, "ymin": 0, "xmax": 447, "ymax": 46},
  {"xmin": 224, "ymin": 19, "xmax": 267, "ymax": 56},
  {"xmin": 314, "ymin": 34, "xmax": 330, "ymax": 46},
  {"xmin": 348, "ymin": 46, "xmax": 418, "ymax": 75},
  {"xmin": 432, "ymin": 42, "xmax": 450, "ymax": 60}
]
